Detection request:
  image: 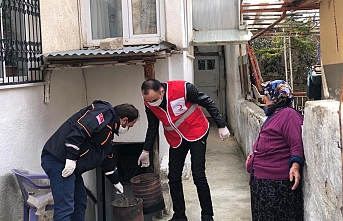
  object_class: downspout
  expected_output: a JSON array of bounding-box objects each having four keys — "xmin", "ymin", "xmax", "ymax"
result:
[
  {"xmin": 284, "ymin": 36, "xmax": 288, "ymax": 83},
  {"xmin": 250, "ymin": 10, "xmax": 287, "ymax": 41},
  {"xmin": 339, "ymin": 75, "xmax": 343, "ymax": 215}
]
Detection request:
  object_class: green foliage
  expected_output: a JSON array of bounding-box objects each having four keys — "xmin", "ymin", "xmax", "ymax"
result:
[{"xmin": 249, "ymin": 15, "xmax": 319, "ymax": 91}]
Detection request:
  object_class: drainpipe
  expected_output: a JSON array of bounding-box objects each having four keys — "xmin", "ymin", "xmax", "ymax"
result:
[
  {"xmin": 250, "ymin": 10, "xmax": 287, "ymax": 41},
  {"xmin": 289, "ymin": 36, "xmax": 293, "ymax": 90},
  {"xmin": 284, "ymin": 36, "xmax": 288, "ymax": 83},
  {"xmin": 339, "ymin": 74, "xmax": 343, "ymax": 215}
]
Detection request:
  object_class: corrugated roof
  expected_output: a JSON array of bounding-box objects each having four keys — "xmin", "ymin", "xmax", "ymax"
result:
[{"xmin": 40, "ymin": 41, "xmax": 175, "ymax": 58}]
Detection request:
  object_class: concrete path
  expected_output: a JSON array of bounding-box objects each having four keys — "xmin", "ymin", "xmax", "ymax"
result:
[{"xmin": 158, "ymin": 123, "xmax": 252, "ymax": 221}]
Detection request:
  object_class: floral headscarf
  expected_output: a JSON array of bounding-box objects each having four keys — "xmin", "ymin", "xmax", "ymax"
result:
[{"xmin": 261, "ymin": 80, "xmax": 294, "ymax": 105}]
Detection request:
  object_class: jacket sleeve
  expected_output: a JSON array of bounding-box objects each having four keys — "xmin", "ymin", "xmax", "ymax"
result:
[
  {"xmin": 186, "ymin": 82, "xmax": 227, "ymax": 128},
  {"xmin": 142, "ymin": 105, "xmax": 159, "ymax": 151},
  {"xmin": 64, "ymin": 103, "xmax": 115, "ymax": 160},
  {"xmin": 101, "ymin": 145, "xmax": 120, "ymax": 184}
]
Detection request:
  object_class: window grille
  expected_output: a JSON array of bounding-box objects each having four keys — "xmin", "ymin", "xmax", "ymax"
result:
[{"xmin": 0, "ymin": 0, "xmax": 43, "ymax": 85}]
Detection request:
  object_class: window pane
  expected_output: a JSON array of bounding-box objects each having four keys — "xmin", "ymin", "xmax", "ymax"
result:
[
  {"xmin": 198, "ymin": 60, "xmax": 205, "ymax": 70},
  {"xmin": 131, "ymin": 0, "xmax": 157, "ymax": 35},
  {"xmin": 207, "ymin": 60, "xmax": 215, "ymax": 70},
  {"xmin": 90, "ymin": 0, "xmax": 122, "ymax": 39}
]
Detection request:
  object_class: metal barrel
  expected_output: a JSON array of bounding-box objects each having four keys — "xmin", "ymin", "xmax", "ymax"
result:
[
  {"xmin": 130, "ymin": 173, "xmax": 165, "ymax": 214},
  {"xmin": 111, "ymin": 197, "xmax": 144, "ymax": 221}
]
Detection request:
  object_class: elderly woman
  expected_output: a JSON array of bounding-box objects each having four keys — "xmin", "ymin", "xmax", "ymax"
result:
[{"xmin": 246, "ymin": 80, "xmax": 304, "ymax": 221}]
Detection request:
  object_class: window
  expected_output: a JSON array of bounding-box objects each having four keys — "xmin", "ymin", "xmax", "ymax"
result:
[
  {"xmin": 198, "ymin": 60, "xmax": 205, "ymax": 70},
  {"xmin": 85, "ymin": 0, "xmax": 165, "ymax": 46},
  {"xmin": 89, "ymin": 0, "xmax": 123, "ymax": 40},
  {"xmin": 198, "ymin": 59, "xmax": 215, "ymax": 70},
  {"xmin": 0, "ymin": 0, "xmax": 43, "ymax": 85}
]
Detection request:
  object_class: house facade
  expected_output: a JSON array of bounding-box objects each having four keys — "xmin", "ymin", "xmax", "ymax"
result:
[
  {"xmin": 0, "ymin": 0, "xmax": 250, "ymax": 220},
  {"xmin": 3, "ymin": 0, "xmax": 343, "ymax": 220}
]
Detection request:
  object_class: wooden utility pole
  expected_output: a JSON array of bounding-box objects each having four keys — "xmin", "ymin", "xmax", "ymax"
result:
[
  {"xmin": 143, "ymin": 60, "xmax": 156, "ymax": 80},
  {"xmin": 142, "ymin": 60, "xmax": 164, "ymax": 218}
]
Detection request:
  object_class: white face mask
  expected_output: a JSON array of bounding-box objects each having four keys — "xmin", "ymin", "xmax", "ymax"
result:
[
  {"xmin": 118, "ymin": 125, "xmax": 129, "ymax": 134},
  {"xmin": 149, "ymin": 99, "xmax": 162, "ymax": 107}
]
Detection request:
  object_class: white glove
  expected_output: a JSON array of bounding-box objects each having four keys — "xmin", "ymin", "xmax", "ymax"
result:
[
  {"xmin": 62, "ymin": 159, "xmax": 76, "ymax": 177},
  {"xmin": 218, "ymin": 127, "xmax": 230, "ymax": 141},
  {"xmin": 138, "ymin": 151, "xmax": 150, "ymax": 167},
  {"xmin": 114, "ymin": 182, "xmax": 124, "ymax": 194}
]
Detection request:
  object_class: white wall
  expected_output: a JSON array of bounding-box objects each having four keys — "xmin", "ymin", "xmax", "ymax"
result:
[
  {"xmin": 40, "ymin": 0, "xmax": 81, "ymax": 53},
  {"xmin": 83, "ymin": 65, "xmax": 146, "ymax": 143},
  {"xmin": 224, "ymin": 44, "xmax": 244, "ymax": 132},
  {"xmin": 0, "ymin": 70, "xmax": 86, "ymax": 220},
  {"xmin": 165, "ymin": 0, "xmax": 183, "ymax": 48}
]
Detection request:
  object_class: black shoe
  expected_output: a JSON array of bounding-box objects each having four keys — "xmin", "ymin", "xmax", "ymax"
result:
[
  {"xmin": 168, "ymin": 215, "xmax": 188, "ymax": 221},
  {"xmin": 202, "ymin": 215, "xmax": 214, "ymax": 221},
  {"xmin": 168, "ymin": 218, "xmax": 188, "ymax": 221},
  {"xmin": 202, "ymin": 218, "xmax": 214, "ymax": 221}
]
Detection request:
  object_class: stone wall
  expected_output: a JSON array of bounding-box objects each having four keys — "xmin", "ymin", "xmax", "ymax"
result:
[
  {"xmin": 236, "ymin": 100, "xmax": 266, "ymax": 156},
  {"xmin": 302, "ymin": 100, "xmax": 343, "ymax": 221}
]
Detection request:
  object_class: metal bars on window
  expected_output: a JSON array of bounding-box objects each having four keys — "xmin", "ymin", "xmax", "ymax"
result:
[{"xmin": 0, "ymin": 0, "xmax": 43, "ymax": 85}]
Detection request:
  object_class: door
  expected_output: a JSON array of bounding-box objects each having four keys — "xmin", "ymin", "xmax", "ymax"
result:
[{"xmin": 194, "ymin": 56, "xmax": 220, "ymax": 117}]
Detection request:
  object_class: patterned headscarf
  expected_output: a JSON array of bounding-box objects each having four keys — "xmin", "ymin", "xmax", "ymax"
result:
[{"xmin": 261, "ymin": 80, "xmax": 294, "ymax": 105}]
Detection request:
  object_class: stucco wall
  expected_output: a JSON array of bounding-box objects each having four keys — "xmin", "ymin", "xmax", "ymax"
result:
[
  {"xmin": 224, "ymin": 44, "xmax": 243, "ymax": 133},
  {"xmin": 302, "ymin": 100, "xmax": 343, "ymax": 221},
  {"xmin": 83, "ymin": 65, "xmax": 146, "ymax": 143},
  {"xmin": 165, "ymin": 0, "xmax": 184, "ymax": 48},
  {"xmin": 319, "ymin": 0, "xmax": 343, "ymax": 100},
  {"xmin": 40, "ymin": 0, "xmax": 81, "ymax": 53},
  {"xmin": 0, "ymin": 70, "xmax": 86, "ymax": 220},
  {"xmin": 320, "ymin": 0, "xmax": 343, "ymax": 66}
]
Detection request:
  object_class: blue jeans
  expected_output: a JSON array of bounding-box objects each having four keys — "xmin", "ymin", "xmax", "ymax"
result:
[{"xmin": 41, "ymin": 154, "xmax": 87, "ymax": 221}]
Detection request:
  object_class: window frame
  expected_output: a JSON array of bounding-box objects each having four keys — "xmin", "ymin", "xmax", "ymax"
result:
[{"xmin": 84, "ymin": 0, "xmax": 165, "ymax": 47}]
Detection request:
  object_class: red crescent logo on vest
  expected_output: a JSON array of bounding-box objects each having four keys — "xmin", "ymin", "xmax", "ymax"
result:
[{"xmin": 171, "ymin": 97, "xmax": 187, "ymax": 116}]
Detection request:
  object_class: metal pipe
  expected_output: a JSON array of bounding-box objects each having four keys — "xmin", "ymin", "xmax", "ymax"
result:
[
  {"xmin": 239, "ymin": 44, "xmax": 245, "ymax": 97},
  {"xmin": 242, "ymin": 6, "xmax": 318, "ymax": 13},
  {"xmin": 289, "ymin": 36, "xmax": 293, "ymax": 90},
  {"xmin": 284, "ymin": 36, "xmax": 288, "ymax": 83},
  {"xmin": 338, "ymin": 73, "xmax": 343, "ymax": 215},
  {"xmin": 250, "ymin": 10, "xmax": 286, "ymax": 41},
  {"xmin": 242, "ymin": 2, "xmax": 285, "ymax": 7}
]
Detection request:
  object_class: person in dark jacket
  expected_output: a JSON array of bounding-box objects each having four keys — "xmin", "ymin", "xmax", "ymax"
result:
[
  {"xmin": 138, "ymin": 79, "xmax": 230, "ymax": 221},
  {"xmin": 41, "ymin": 100, "xmax": 139, "ymax": 221}
]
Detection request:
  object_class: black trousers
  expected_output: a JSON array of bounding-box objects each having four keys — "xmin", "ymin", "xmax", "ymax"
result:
[{"xmin": 168, "ymin": 131, "xmax": 213, "ymax": 218}]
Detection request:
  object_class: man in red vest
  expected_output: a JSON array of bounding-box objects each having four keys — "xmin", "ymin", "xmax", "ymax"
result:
[{"xmin": 138, "ymin": 79, "xmax": 230, "ymax": 221}]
